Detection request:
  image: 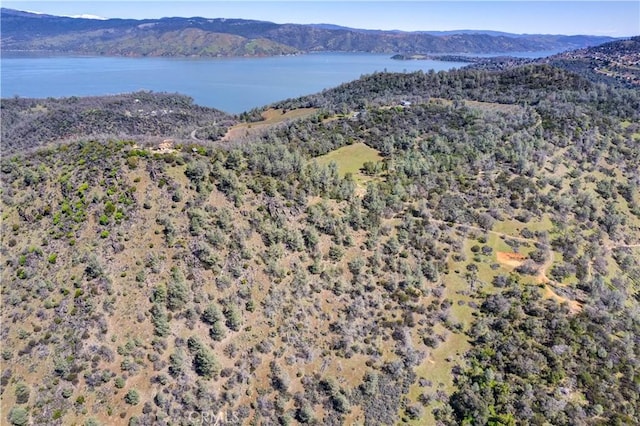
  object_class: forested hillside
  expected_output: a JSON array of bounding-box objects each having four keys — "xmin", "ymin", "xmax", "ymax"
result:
[
  {"xmin": 1, "ymin": 64, "xmax": 639, "ymax": 425},
  {"xmin": 393, "ymin": 36, "xmax": 640, "ymax": 88},
  {"xmin": 1, "ymin": 92, "xmax": 235, "ymax": 153},
  {"xmin": 545, "ymin": 36, "xmax": 640, "ymax": 87}
]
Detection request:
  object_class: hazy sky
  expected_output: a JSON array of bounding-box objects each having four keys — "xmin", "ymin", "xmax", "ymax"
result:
[{"xmin": 4, "ymin": 1, "xmax": 639, "ymax": 37}]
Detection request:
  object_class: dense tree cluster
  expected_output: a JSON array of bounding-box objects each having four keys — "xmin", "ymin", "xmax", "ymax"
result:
[
  {"xmin": 270, "ymin": 65, "xmax": 640, "ymax": 117},
  {"xmin": 436, "ymin": 277, "xmax": 640, "ymax": 425}
]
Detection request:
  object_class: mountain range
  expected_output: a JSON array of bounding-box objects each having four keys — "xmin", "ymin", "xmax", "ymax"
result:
[{"xmin": 0, "ymin": 8, "xmax": 616, "ymax": 57}]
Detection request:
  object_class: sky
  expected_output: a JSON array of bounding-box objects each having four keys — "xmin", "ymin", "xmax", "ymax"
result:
[{"xmin": 3, "ymin": 1, "xmax": 639, "ymax": 37}]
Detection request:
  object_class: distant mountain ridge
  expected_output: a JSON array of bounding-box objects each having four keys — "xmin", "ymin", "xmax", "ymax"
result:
[{"xmin": 0, "ymin": 8, "xmax": 617, "ymax": 57}]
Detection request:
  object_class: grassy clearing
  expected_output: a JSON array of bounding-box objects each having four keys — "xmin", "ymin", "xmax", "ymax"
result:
[
  {"xmin": 493, "ymin": 215, "xmax": 553, "ymax": 237},
  {"xmin": 462, "ymin": 99, "xmax": 524, "ymax": 114},
  {"xmin": 260, "ymin": 108, "xmax": 318, "ymax": 123},
  {"xmin": 408, "ymin": 329, "xmax": 470, "ymax": 425},
  {"xmin": 620, "ymin": 120, "xmax": 640, "ymax": 140},
  {"xmin": 314, "ymin": 142, "xmax": 383, "ymax": 177},
  {"xmin": 484, "ymin": 232, "xmax": 518, "ymax": 253},
  {"xmin": 429, "ymin": 97, "xmax": 523, "ymax": 114},
  {"xmin": 406, "ymin": 237, "xmax": 490, "ymax": 425},
  {"xmin": 223, "ymin": 108, "xmax": 318, "ymax": 141}
]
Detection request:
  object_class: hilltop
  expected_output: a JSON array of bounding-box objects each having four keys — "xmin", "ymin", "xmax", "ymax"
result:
[
  {"xmin": 0, "ymin": 8, "xmax": 615, "ymax": 57},
  {"xmin": 395, "ymin": 36, "xmax": 640, "ymax": 88},
  {"xmin": 0, "ymin": 92, "xmax": 236, "ymax": 154},
  {"xmin": 545, "ymin": 36, "xmax": 640, "ymax": 86}
]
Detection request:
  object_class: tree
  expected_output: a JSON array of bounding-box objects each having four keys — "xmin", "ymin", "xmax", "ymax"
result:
[
  {"xmin": 150, "ymin": 303, "xmax": 170, "ymax": 337},
  {"xmin": 166, "ymin": 267, "xmax": 189, "ymax": 311},
  {"xmin": 224, "ymin": 304, "xmax": 242, "ymax": 331},
  {"xmin": 209, "ymin": 321, "xmax": 226, "ymax": 341},
  {"xmin": 270, "ymin": 361, "xmax": 290, "ymax": 392},
  {"xmin": 201, "ymin": 304, "xmax": 221, "ymax": 325},
  {"xmin": 332, "ymin": 392, "xmax": 351, "ymax": 413},
  {"xmin": 296, "ymin": 403, "xmax": 314, "ymax": 423},
  {"xmin": 168, "ymin": 349, "xmax": 185, "ymax": 377},
  {"xmin": 193, "ymin": 348, "xmax": 220, "ymax": 379},
  {"xmin": 84, "ymin": 256, "xmax": 103, "ymax": 280}
]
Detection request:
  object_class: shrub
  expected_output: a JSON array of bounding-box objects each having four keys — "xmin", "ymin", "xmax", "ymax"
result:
[
  {"xmin": 124, "ymin": 389, "xmax": 140, "ymax": 405},
  {"xmin": 84, "ymin": 257, "xmax": 103, "ymax": 279},
  {"xmin": 104, "ymin": 201, "xmax": 116, "ymax": 216},
  {"xmin": 14, "ymin": 383, "xmax": 29, "ymax": 404},
  {"xmin": 8, "ymin": 407, "xmax": 29, "ymax": 426}
]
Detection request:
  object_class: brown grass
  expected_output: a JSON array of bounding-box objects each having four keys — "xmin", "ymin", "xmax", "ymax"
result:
[
  {"xmin": 222, "ymin": 108, "xmax": 318, "ymax": 142},
  {"xmin": 496, "ymin": 251, "xmax": 526, "ymax": 268},
  {"xmin": 429, "ymin": 97, "xmax": 524, "ymax": 114}
]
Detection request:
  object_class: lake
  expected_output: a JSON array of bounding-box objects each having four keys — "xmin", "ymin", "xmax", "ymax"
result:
[
  {"xmin": 0, "ymin": 51, "xmax": 556, "ymax": 113},
  {"xmin": 1, "ymin": 52, "xmax": 469, "ymax": 113}
]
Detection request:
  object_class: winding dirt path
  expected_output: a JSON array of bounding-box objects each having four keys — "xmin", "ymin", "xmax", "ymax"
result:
[
  {"xmin": 535, "ymin": 249, "xmax": 555, "ymax": 284},
  {"xmin": 608, "ymin": 243, "xmax": 640, "ymax": 249},
  {"xmin": 190, "ymin": 128, "xmax": 202, "ymax": 141},
  {"xmin": 428, "ymin": 218, "xmax": 542, "ymax": 246},
  {"xmin": 428, "ymin": 217, "xmax": 632, "ymax": 314}
]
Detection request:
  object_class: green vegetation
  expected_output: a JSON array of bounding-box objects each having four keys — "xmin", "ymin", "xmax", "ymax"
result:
[
  {"xmin": 1, "ymin": 42, "xmax": 639, "ymax": 425},
  {"xmin": 315, "ymin": 142, "xmax": 384, "ymax": 180},
  {"xmin": 7, "ymin": 407, "xmax": 29, "ymax": 426},
  {"xmin": 123, "ymin": 389, "xmax": 140, "ymax": 405}
]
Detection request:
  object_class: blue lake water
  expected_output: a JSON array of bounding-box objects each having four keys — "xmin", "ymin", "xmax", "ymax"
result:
[
  {"xmin": 1, "ymin": 52, "xmax": 468, "ymax": 113},
  {"xmin": 0, "ymin": 51, "xmax": 556, "ymax": 113}
]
